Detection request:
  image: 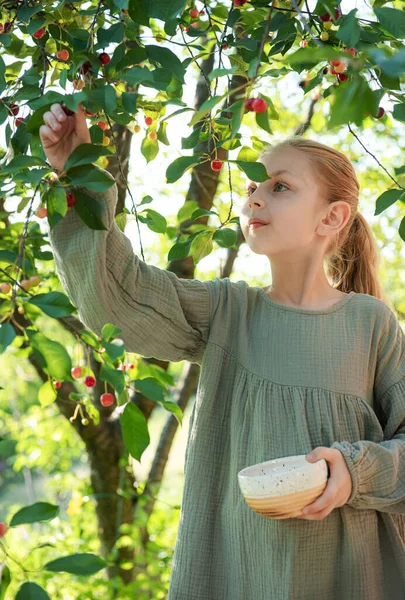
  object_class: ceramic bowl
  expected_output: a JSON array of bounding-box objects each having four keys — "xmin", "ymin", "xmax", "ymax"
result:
[{"xmin": 237, "ymin": 454, "xmax": 328, "ymax": 519}]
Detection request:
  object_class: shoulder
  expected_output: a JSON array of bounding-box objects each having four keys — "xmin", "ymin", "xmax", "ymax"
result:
[{"xmin": 351, "ymin": 292, "xmax": 400, "ymax": 328}]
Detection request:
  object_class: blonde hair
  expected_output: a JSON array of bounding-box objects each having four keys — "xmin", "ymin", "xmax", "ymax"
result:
[{"xmin": 259, "ymin": 136, "xmax": 392, "ymax": 308}]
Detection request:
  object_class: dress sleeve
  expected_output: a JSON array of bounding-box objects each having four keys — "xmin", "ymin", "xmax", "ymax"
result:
[
  {"xmin": 48, "ymin": 165, "xmax": 222, "ymax": 365},
  {"xmin": 331, "ymin": 306, "xmax": 405, "ymax": 514}
]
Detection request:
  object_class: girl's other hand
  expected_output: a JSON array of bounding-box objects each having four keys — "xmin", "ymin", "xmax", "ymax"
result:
[
  {"xmin": 296, "ymin": 447, "xmax": 353, "ymax": 520},
  {"xmin": 39, "ymin": 102, "xmax": 91, "ymax": 172}
]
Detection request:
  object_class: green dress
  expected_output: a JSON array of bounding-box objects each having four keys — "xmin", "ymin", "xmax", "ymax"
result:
[{"xmin": 49, "ymin": 167, "xmax": 405, "ymax": 600}]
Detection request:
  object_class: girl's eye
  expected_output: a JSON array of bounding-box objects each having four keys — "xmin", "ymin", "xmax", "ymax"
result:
[{"xmin": 247, "ymin": 182, "xmax": 288, "ymax": 196}]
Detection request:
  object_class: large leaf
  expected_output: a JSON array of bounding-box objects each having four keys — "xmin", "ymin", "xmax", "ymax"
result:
[
  {"xmin": 15, "ymin": 582, "xmax": 50, "ymax": 600},
  {"xmin": 374, "ymin": 7, "xmax": 405, "ymax": 39},
  {"xmin": 10, "ymin": 502, "xmax": 59, "ymax": 527},
  {"xmin": 336, "ymin": 9, "xmax": 361, "ymax": 47},
  {"xmin": 26, "ymin": 330, "xmax": 73, "ymax": 381},
  {"xmin": 233, "ymin": 160, "xmax": 270, "ymax": 182},
  {"xmin": 64, "ymin": 144, "xmax": 114, "ymax": 171},
  {"xmin": 0, "ymin": 322, "xmax": 16, "ymax": 354},
  {"xmin": 0, "ymin": 564, "xmax": 11, "ymax": 600},
  {"xmin": 166, "ymin": 156, "xmax": 201, "ymax": 183},
  {"xmin": 44, "ymin": 553, "xmax": 107, "ymax": 575},
  {"xmin": 121, "ymin": 402, "xmax": 150, "ymax": 462},
  {"xmin": 27, "ymin": 291, "xmax": 76, "ymax": 318},
  {"xmin": 375, "ymin": 189, "xmax": 405, "ymax": 215},
  {"xmin": 71, "ymin": 188, "xmax": 109, "ymax": 231},
  {"xmin": 100, "ymin": 362, "xmax": 125, "ymax": 392},
  {"xmin": 189, "ymin": 230, "xmax": 214, "ymax": 265},
  {"xmin": 42, "ymin": 186, "xmax": 68, "ymax": 230}
]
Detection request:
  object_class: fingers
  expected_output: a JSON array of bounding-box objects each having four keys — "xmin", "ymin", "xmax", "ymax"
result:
[{"xmin": 39, "ymin": 124, "xmax": 59, "ymax": 143}]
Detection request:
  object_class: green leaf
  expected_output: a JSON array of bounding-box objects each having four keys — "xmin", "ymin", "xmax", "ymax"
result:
[
  {"xmin": 237, "ymin": 146, "xmax": 260, "ymax": 163},
  {"xmin": 26, "ymin": 330, "xmax": 73, "ymax": 381},
  {"xmin": 141, "ymin": 135, "xmax": 159, "ymax": 163},
  {"xmin": 255, "ymin": 110, "xmax": 272, "ymax": 134},
  {"xmin": 190, "ymin": 230, "xmax": 214, "ymax": 265},
  {"xmin": 121, "ymin": 92, "xmax": 139, "ymax": 114},
  {"xmin": 97, "ymin": 22, "xmax": 125, "ymax": 46},
  {"xmin": 328, "ymin": 75, "xmax": 376, "ymax": 128},
  {"xmin": 0, "ymin": 564, "xmax": 11, "ymax": 600},
  {"xmin": 38, "ymin": 380, "xmax": 57, "ymax": 408},
  {"xmin": 101, "ymin": 324, "xmax": 122, "ymax": 341},
  {"xmin": 335, "ymin": 9, "xmax": 361, "ymax": 47},
  {"xmin": 138, "ymin": 208, "xmax": 167, "ymax": 233},
  {"xmin": 0, "ymin": 323, "xmax": 16, "ymax": 354},
  {"xmin": 4, "ymin": 155, "xmax": 48, "ymax": 172},
  {"xmin": 157, "ymin": 120, "xmax": 169, "ymax": 145},
  {"xmin": 43, "ymin": 185, "xmax": 68, "ymax": 229},
  {"xmin": 188, "ymin": 95, "xmax": 224, "ymax": 127},
  {"xmin": 393, "ymin": 103, "xmax": 405, "ymax": 123},
  {"xmin": 101, "ymin": 338, "xmax": 125, "ymax": 362},
  {"xmin": 27, "ymin": 292, "xmax": 76, "ymax": 318},
  {"xmin": 166, "ymin": 156, "xmax": 201, "ymax": 183},
  {"xmin": 160, "ymin": 400, "xmax": 183, "ymax": 425},
  {"xmin": 100, "ymin": 362, "xmax": 125, "ymax": 393},
  {"xmin": 10, "ymin": 502, "xmax": 59, "ymax": 527},
  {"xmin": 374, "ymin": 7, "xmax": 405, "ymax": 39},
  {"xmin": 84, "ymin": 85, "xmax": 117, "ymax": 114},
  {"xmin": 66, "ymin": 165, "xmax": 116, "ymax": 192},
  {"xmin": 44, "ymin": 553, "xmax": 107, "ymax": 575},
  {"xmin": 64, "ymin": 144, "xmax": 114, "ymax": 171},
  {"xmin": 400, "ymin": 216, "xmax": 405, "ymax": 242},
  {"xmin": 71, "ymin": 188, "xmax": 108, "ymax": 231},
  {"xmin": 233, "ymin": 160, "xmax": 270, "ymax": 182},
  {"xmin": 167, "ymin": 239, "xmax": 193, "ymax": 261},
  {"xmin": 375, "ymin": 189, "xmax": 405, "ymax": 215},
  {"xmin": 181, "ymin": 127, "xmax": 202, "ymax": 150},
  {"xmin": 367, "ymin": 48, "xmax": 405, "ymax": 78},
  {"xmin": 15, "ymin": 582, "xmax": 50, "ymax": 600},
  {"xmin": 134, "ymin": 378, "xmax": 166, "ymax": 402},
  {"xmin": 213, "ymin": 228, "xmax": 237, "ymax": 248},
  {"xmin": 121, "ymin": 402, "xmax": 150, "ymax": 462}
]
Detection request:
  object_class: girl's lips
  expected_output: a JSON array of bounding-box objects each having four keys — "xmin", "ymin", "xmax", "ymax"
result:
[{"xmin": 249, "ymin": 222, "xmax": 267, "ymax": 229}]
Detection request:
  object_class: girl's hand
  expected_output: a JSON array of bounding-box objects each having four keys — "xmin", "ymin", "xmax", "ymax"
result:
[
  {"xmin": 39, "ymin": 102, "xmax": 91, "ymax": 172},
  {"xmin": 296, "ymin": 447, "xmax": 353, "ymax": 520}
]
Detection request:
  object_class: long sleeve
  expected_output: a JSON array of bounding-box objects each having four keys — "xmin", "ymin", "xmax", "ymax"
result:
[
  {"xmin": 48, "ymin": 165, "xmax": 222, "ymax": 365},
  {"xmin": 331, "ymin": 307, "xmax": 405, "ymax": 514}
]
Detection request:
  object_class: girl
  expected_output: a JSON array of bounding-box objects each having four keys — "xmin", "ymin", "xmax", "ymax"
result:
[{"xmin": 40, "ymin": 103, "xmax": 405, "ymax": 599}]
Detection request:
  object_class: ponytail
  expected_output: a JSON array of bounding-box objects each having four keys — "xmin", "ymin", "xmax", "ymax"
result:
[{"xmin": 326, "ymin": 211, "xmax": 392, "ymax": 308}]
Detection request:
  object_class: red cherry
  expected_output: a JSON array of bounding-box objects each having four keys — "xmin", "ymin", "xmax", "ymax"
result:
[
  {"xmin": 300, "ymin": 39, "xmax": 307, "ymax": 48},
  {"xmin": 145, "ymin": 116, "xmax": 153, "ymax": 125},
  {"xmin": 221, "ymin": 44, "xmax": 228, "ymax": 50},
  {"xmin": 337, "ymin": 73, "xmax": 349, "ymax": 82},
  {"xmin": 244, "ymin": 98, "xmax": 255, "ymax": 111},
  {"xmin": 66, "ymin": 192, "xmax": 76, "ymax": 207},
  {"xmin": 100, "ymin": 393, "xmax": 115, "ymax": 407},
  {"xmin": 84, "ymin": 375, "xmax": 96, "ymax": 387},
  {"xmin": 330, "ymin": 59, "xmax": 342, "ymax": 67},
  {"xmin": 251, "ymin": 98, "xmax": 267, "ymax": 113},
  {"xmin": 98, "ymin": 121, "xmax": 107, "ymax": 130},
  {"xmin": 121, "ymin": 365, "xmax": 127, "ymax": 371},
  {"xmin": 71, "ymin": 366, "xmax": 83, "ymax": 378},
  {"xmin": 329, "ymin": 67, "xmax": 338, "ymax": 75},
  {"xmin": 85, "ymin": 109, "xmax": 97, "ymax": 116},
  {"xmin": 3, "ymin": 22, "xmax": 12, "ymax": 33},
  {"xmin": 189, "ymin": 8, "xmax": 199, "ymax": 18},
  {"xmin": 15, "ymin": 117, "xmax": 25, "ymax": 126},
  {"xmin": 10, "ymin": 103, "xmax": 19, "ymax": 116},
  {"xmin": 319, "ymin": 13, "xmax": 331, "ymax": 22},
  {"xmin": 211, "ymin": 160, "xmax": 223, "ymax": 171},
  {"xmin": 375, "ymin": 106, "xmax": 385, "ymax": 119},
  {"xmin": 334, "ymin": 8, "xmax": 342, "ymax": 20},
  {"xmin": 129, "ymin": 364, "xmax": 135, "ymax": 369},
  {"xmin": 98, "ymin": 52, "xmax": 110, "ymax": 65},
  {"xmin": 199, "ymin": 9, "xmax": 205, "ymax": 15},
  {"xmin": 234, "ymin": 0, "xmax": 247, "ymax": 5},
  {"xmin": 53, "ymin": 381, "xmax": 62, "ymax": 389},
  {"xmin": 33, "ymin": 27, "xmax": 45, "ymax": 39},
  {"xmin": 0, "ymin": 523, "xmax": 8, "ymax": 537}
]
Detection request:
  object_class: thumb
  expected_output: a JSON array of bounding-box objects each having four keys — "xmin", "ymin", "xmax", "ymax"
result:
[{"xmin": 75, "ymin": 102, "xmax": 90, "ymax": 141}]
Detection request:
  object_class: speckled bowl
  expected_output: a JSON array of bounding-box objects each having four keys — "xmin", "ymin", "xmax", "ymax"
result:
[{"xmin": 238, "ymin": 454, "xmax": 328, "ymax": 519}]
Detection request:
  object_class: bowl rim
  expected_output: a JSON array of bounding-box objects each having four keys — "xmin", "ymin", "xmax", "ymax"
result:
[{"xmin": 238, "ymin": 455, "xmax": 326, "ymax": 480}]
